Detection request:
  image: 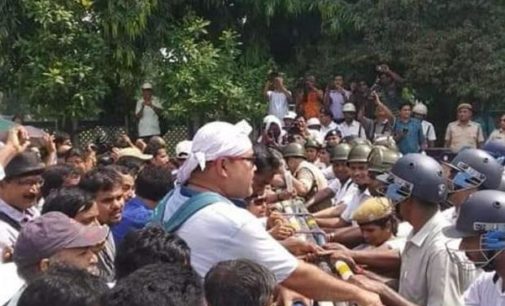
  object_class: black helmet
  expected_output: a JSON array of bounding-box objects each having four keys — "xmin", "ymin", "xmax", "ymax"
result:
[
  {"xmin": 283, "ymin": 143, "xmax": 306, "ymax": 159},
  {"xmin": 379, "ymin": 153, "xmax": 448, "ymax": 204},
  {"xmin": 451, "ymin": 148, "xmax": 503, "ymax": 190}
]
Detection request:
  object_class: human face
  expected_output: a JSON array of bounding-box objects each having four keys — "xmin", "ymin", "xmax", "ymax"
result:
[
  {"xmin": 319, "ymin": 148, "xmax": 330, "ymax": 165},
  {"xmin": 349, "ymin": 162, "xmax": 369, "ymax": 186},
  {"xmin": 343, "ymin": 112, "xmax": 355, "ymax": 123},
  {"xmin": 334, "ymin": 76, "xmax": 344, "ymax": 87},
  {"xmin": 121, "ymin": 174, "xmax": 135, "ymax": 202},
  {"xmin": 142, "ymin": 89, "xmax": 153, "ymax": 100},
  {"xmin": 95, "ymin": 186, "xmax": 124, "ymax": 225},
  {"xmin": 500, "ymin": 115, "xmax": 505, "ymax": 130},
  {"xmin": 459, "ymin": 235, "xmax": 487, "ymax": 265},
  {"xmin": 66, "ymin": 156, "xmax": 86, "ymax": 173},
  {"xmin": 283, "ymin": 118, "xmax": 294, "ymax": 129},
  {"xmin": 413, "ymin": 112, "xmax": 424, "ymax": 120},
  {"xmin": 221, "ymin": 150, "xmax": 256, "ymax": 199},
  {"xmin": 332, "ymin": 161, "xmax": 350, "ymax": 182},
  {"xmin": 399, "ymin": 105, "xmax": 412, "ymax": 120},
  {"xmin": 286, "ymin": 157, "xmax": 301, "ymax": 174},
  {"xmin": 457, "ymin": 108, "xmax": 472, "ymax": 122},
  {"xmin": 326, "ymin": 135, "xmax": 340, "ymax": 145},
  {"xmin": 63, "ymin": 172, "xmax": 81, "ymax": 187},
  {"xmin": 295, "ymin": 117, "xmax": 306, "ymax": 130},
  {"xmin": 246, "ymin": 196, "xmax": 268, "ymax": 218},
  {"xmin": 360, "ymin": 223, "xmax": 392, "ymax": 246},
  {"xmin": 267, "ymin": 123, "xmax": 281, "ymax": 139},
  {"xmin": 252, "ymin": 170, "xmax": 276, "ymax": 196},
  {"xmin": 50, "ymin": 246, "xmax": 100, "ymax": 276},
  {"xmin": 152, "ymin": 148, "xmax": 169, "ymax": 166},
  {"xmin": 367, "ymin": 172, "xmax": 384, "ymax": 196},
  {"xmin": 319, "ymin": 113, "xmax": 332, "ymax": 126},
  {"xmin": 0, "ymin": 175, "xmax": 43, "ymax": 210},
  {"xmin": 74, "ymin": 202, "xmax": 100, "ymax": 225},
  {"xmin": 305, "ymin": 148, "xmax": 318, "ymax": 162},
  {"xmin": 448, "ymin": 188, "xmax": 476, "ymax": 208},
  {"xmin": 273, "ymin": 77, "xmax": 283, "ymax": 90}
]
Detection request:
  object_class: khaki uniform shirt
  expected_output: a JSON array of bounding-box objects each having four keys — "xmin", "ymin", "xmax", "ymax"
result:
[
  {"xmin": 488, "ymin": 129, "xmax": 505, "ymax": 143},
  {"xmin": 445, "ymin": 120, "xmax": 484, "ymax": 152},
  {"xmin": 399, "ymin": 212, "xmax": 470, "ymax": 306}
]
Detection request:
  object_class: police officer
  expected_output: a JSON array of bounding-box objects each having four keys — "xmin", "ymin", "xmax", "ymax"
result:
[
  {"xmin": 283, "ymin": 143, "xmax": 328, "ymax": 212},
  {"xmin": 444, "ymin": 190, "xmax": 505, "ymax": 305},
  {"xmin": 380, "ymin": 153, "xmax": 468, "ymax": 306},
  {"xmin": 304, "ymin": 138, "xmax": 325, "ymax": 169},
  {"xmin": 444, "ymin": 148, "xmax": 503, "ymax": 223},
  {"xmin": 367, "ymin": 145, "xmax": 401, "ymax": 196}
]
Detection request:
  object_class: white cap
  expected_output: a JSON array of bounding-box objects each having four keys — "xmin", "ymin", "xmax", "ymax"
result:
[
  {"xmin": 307, "ymin": 118, "xmax": 321, "ymax": 126},
  {"xmin": 141, "ymin": 82, "xmax": 153, "ymax": 90},
  {"xmin": 342, "ymin": 103, "xmax": 356, "ymax": 113},
  {"xmin": 283, "ymin": 111, "xmax": 296, "ymax": 120},
  {"xmin": 413, "ymin": 102, "xmax": 428, "ymax": 115},
  {"xmin": 175, "ymin": 140, "xmax": 192, "ymax": 158}
]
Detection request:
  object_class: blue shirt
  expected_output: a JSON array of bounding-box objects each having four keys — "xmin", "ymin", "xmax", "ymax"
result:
[
  {"xmin": 394, "ymin": 118, "xmax": 425, "ymax": 154},
  {"xmin": 112, "ymin": 197, "xmax": 153, "ymax": 245}
]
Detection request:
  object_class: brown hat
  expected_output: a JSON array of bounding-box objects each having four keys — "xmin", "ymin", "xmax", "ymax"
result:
[
  {"xmin": 352, "ymin": 197, "xmax": 393, "ymax": 224},
  {"xmin": 5, "ymin": 151, "xmax": 45, "ymax": 179},
  {"xmin": 13, "ymin": 212, "xmax": 108, "ymax": 268},
  {"xmin": 457, "ymin": 103, "xmax": 473, "ymax": 112}
]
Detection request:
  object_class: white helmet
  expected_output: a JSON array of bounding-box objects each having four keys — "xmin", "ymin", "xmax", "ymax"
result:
[
  {"xmin": 413, "ymin": 102, "xmax": 428, "ymax": 116},
  {"xmin": 342, "ymin": 103, "xmax": 356, "ymax": 113}
]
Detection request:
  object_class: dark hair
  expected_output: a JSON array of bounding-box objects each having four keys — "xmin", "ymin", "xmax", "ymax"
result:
[
  {"xmin": 41, "ymin": 164, "xmax": 79, "ymax": 198},
  {"xmin": 64, "ymin": 148, "xmax": 84, "ymax": 161},
  {"xmin": 204, "ymin": 259, "xmax": 276, "ymax": 306},
  {"xmin": 253, "ymin": 144, "xmax": 281, "ymax": 176},
  {"xmin": 399, "ymin": 102, "xmax": 412, "ymax": 111},
  {"xmin": 42, "ymin": 187, "xmax": 95, "ymax": 218},
  {"xmin": 135, "ymin": 165, "xmax": 173, "ymax": 202},
  {"xmin": 18, "ymin": 264, "xmax": 108, "ymax": 306},
  {"xmin": 144, "ymin": 142, "xmax": 165, "ymax": 157},
  {"xmin": 115, "ymin": 226, "xmax": 190, "ymax": 279},
  {"xmin": 319, "ymin": 107, "xmax": 332, "ymax": 117},
  {"xmin": 115, "ymin": 156, "xmax": 145, "ymax": 176},
  {"xmin": 79, "ymin": 167, "xmax": 123, "ymax": 194},
  {"xmin": 54, "ymin": 131, "xmax": 71, "ymax": 146},
  {"xmin": 102, "ymin": 263, "xmax": 203, "ymax": 306}
]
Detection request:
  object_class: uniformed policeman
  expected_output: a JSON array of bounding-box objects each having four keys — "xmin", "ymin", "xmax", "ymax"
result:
[
  {"xmin": 367, "ymin": 145, "xmax": 401, "ymax": 196},
  {"xmin": 444, "ymin": 190, "xmax": 505, "ymax": 305},
  {"xmin": 282, "ymin": 143, "xmax": 329, "ymax": 212}
]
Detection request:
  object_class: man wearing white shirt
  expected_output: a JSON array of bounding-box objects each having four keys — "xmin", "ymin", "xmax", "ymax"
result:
[
  {"xmin": 263, "ymin": 76, "xmax": 292, "ymax": 121},
  {"xmin": 338, "ymin": 103, "xmax": 366, "ymax": 139},
  {"xmin": 412, "ymin": 102, "xmax": 437, "ymax": 148},
  {"xmin": 153, "ymin": 120, "xmax": 382, "ymax": 305},
  {"xmin": 319, "ymin": 108, "xmax": 339, "ymax": 142},
  {"xmin": 324, "ymin": 75, "xmax": 351, "ymax": 122},
  {"xmin": 135, "ymin": 83, "xmax": 163, "ymax": 139}
]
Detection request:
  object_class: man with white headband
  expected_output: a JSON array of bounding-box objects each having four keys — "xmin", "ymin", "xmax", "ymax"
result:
[{"xmin": 153, "ymin": 120, "xmax": 382, "ymax": 306}]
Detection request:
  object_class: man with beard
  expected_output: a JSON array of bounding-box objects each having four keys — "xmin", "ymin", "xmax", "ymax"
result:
[
  {"xmin": 80, "ymin": 167, "xmax": 125, "ymax": 281},
  {"xmin": 0, "ymin": 151, "xmax": 45, "ymax": 259},
  {"xmin": 444, "ymin": 190, "xmax": 505, "ymax": 305}
]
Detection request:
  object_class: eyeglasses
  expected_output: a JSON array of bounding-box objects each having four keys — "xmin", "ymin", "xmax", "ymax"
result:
[{"xmin": 15, "ymin": 178, "xmax": 44, "ymax": 187}]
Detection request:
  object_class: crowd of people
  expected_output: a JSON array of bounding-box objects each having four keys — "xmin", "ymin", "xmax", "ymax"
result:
[{"xmin": 1, "ymin": 66, "xmax": 505, "ymax": 306}]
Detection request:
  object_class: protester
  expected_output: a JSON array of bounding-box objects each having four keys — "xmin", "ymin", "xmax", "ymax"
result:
[
  {"xmin": 42, "ymin": 187, "xmax": 99, "ymax": 225},
  {"xmin": 374, "ymin": 64, "xmax": 405, "ymax": 112},
  {"xmin": 40, "ymin": 164, "xmax": 81, "ymax": 198},
  {"xmin": 79, "ymin": 167, "xmax": 125, "ymax": 281},
  {"xmin": 445, "ymin": 103, "xmax": 484, "ymax": 152},
  {"xmin": 17, "ymin": 265, "xmax": 108, "ymax": 306},
  {"xmin": 358, "ymin": 92, "xmax": 395, "ymax": 141},
  {"xmin": 338, "ymin": 103, "xmax": 366, "ymax": 139},
  {"xmin": 112, "ymin": 165, "xmax": 173, "ymax": 244},
  {"xmin": 152, "ymin": 120, "xmax": 382, "ymax": 305},
  {"xmin": 282, "ymin": 111, "xmax": 297, "ymax": 131},
  {"xmin": 54, "ymin": 131, "xmax": 72, "ymax": 163},
  {"xmin": 101, "ymin": 263, "xmax": 204, "ymax": 306},
  {"xmin": 204, "ymin": 259, "xmax": 276, "ymax": 306},
  {"xmin": 115, "ymin": 226, "xmax": 190, "ymax": 279},
  {"xmin": 392, "ymin": 103, "xmax": 425, "ymax": 154},
  {"xmin": 135, "ymin": 82, "xmax": 163, "ymax": 139},
  {"xmin": 175, "ymin": 140, "xmax": 192, "ymax": 162},
  {"xmin": 412, "ymin": 102, "xmax": 437, "ymax": 148},
  {"xmin": 0, "ymin": 151, "xmax": 45, "ymax": 259},
  {"xmin": 263, "ymin": 74, "xmax": 292, "ymax": 121},
  {"xmin": 143, "ymin": 142, "xmax": 169, "ymax": 166},
  {"xmin": 64, "ymin": 148, "xmax": 89, "ymax": 173},
  {"xmin": 319, "ymin": 107, "xmax": 339, "ymax": 142}
]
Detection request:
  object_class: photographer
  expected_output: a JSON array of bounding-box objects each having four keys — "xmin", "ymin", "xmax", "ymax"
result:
[
  {"xmin": 323, "ymin": 75, "xmax": 351, "ymax": 123},
  {"xmin": 295, "ymin": 75, "xmax": 323, "ymax": 120},
  {"xmin": 263, "ymin": 73, "xmax": 292, "ymax": 121},
  {"xmin": 393, "ymin": 103, "xmax": 425, "ymax": 154},
  {"xmin": 373, "ymin": 64, "xmax": 405, "ymax": 112}
]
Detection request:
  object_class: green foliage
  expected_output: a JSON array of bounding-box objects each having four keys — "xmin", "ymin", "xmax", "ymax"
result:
[{"xmin": 146, "ymin": 16, "xmax": 269, "ymax": 123}]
